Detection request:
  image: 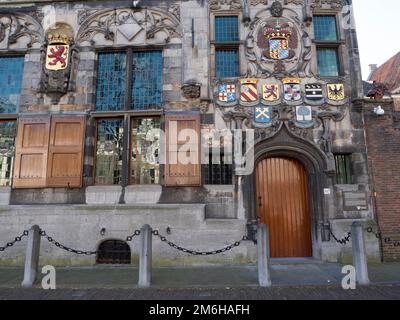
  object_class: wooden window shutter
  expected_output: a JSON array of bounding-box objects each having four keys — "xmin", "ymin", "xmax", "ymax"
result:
[
  {"xmin": 13, "ymin": 117, "xmax": 51, "ymax": 188},
  {"xmin": 47, "ymin": 116, "xmax": 86, "ymax": 188},
  {"xmin": 164, "ymin": 114, "xmax": 201, "ymax": 187}
]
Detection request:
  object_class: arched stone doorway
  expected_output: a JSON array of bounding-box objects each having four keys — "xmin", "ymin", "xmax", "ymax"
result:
[{"xmin": 243, "ymin": 125, "xmax": 330, "ymax": 259}]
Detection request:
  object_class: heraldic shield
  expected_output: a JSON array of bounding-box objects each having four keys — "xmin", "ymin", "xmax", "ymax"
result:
[
  {"xmin": 269, "ymin": 38, "xmax": 289, "ymax": 60},
  {"xmin": 254, "ymin": 106, "xmax": 272, "ymax": 125},
  {"xmin": 240, "ymin": 79, "xmax": 258, "ymax": 104},
  {"xmin": 218, "ymin": 83, "xmax": 236, "ymax": 104},
  {"xmin": 46, "ymin": 43, "xmax": 69, "ymax": 71},
  {"xmin": 262, "ymin": 84, "xmax": 280, "ymax": 102}
]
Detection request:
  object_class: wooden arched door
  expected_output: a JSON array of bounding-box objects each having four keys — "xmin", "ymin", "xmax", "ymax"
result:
[{"xmin": 256, "ymin": 157, "xmax": 312, "ymax": 258}]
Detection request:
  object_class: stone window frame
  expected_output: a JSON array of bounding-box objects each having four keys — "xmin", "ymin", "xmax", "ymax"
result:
[
  {"xmin": 0, "ymin": 53, "xmax": 25, "ymax": 188},
  {"xmin": 311, "ymin": 12, "xmax": 345, "ymax": 78},
  {"xmin": 91, "ymin": 46, "xmax": 165, "ymax": 187},
  {"xmin": 210, "ymin": 11, "xmax": 244, "ymax": 80}
]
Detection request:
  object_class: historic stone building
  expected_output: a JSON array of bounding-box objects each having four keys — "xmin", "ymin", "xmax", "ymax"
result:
[{"xmin": 0, "ymin": 0, "xmax": 382, "ymax": 267}]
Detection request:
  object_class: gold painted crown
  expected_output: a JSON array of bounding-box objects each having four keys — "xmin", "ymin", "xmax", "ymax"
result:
[
  {"xmin": 282, "ymin": 78, "xmax": 301, "ymax": 84},
  {"xmin": 47, "ymin": 33, "xmax": 71, "ymax": 45},
  {"xmin": 264, "ymin": 23, "xmax": 291, "ymax": 40},
  {"xmin": 240, "ymin": 78, "xmax": 258, "ymax": 85}
]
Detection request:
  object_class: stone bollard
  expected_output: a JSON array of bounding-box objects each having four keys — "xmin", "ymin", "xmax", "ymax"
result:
[
  {"xmin": 257, "ymin": 224, "xmax": 272, "ymax": 287},
  {"xmin": 138, "ymin": 224, "xmax": 152, "ymax": 288},
  {"xmin": 351, "ymin": 221, "xmax": 370, "ymax": 285},
  {"xmin": 21, "ymin": 225, "xmax": 41, "ymax": 288}
]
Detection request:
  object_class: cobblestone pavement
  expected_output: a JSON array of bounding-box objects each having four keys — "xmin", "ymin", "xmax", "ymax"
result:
[{"xmin": 1, "ymin": 285, "xmax": 400, "ymax": 300}]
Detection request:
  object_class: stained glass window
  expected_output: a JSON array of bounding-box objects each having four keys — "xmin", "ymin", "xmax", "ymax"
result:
[
  {"xmin": 313, "ymin": 16, "xmax": 338, "ymax": 41},
  {"xmin": 216, "ymin": 49, "xmax": 239, "ymax": 78},
  {"xmin": 215, "ymin": 16, "xmax": 239, "ymax": 42},
  {"xmin": 95, "ymin": 119, "xmax": 124, "ymax": 185},
  {"xmin": 317, "ymin": 48, "xmax": 339, "ymax": 77},
  {"xmin": 132, "ymin": 51, "xmax": 163, "ymax": 110},
  {"xmin": 95, "ymin": 52, "xmax": 127, "ymax": 111},
  {"xmin": 0, "ymin": 121, "xmax": 16, "ymax": 186},
  {"xmin": 130, "ymin": 118, "xmax": 160, "ymax": 184},
  {"xmin": 0, "ymin": 56, "xmax": 24, "ymax": 114}
]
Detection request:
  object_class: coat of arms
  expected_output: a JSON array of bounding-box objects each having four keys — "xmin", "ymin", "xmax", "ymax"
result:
[
  {"xmin": 262, "ymin": 84, "xmax": 280, "ymax": 102},
  {"xmin": 327, "ymin": 84, "xmax": 345, "ymax": 101},
  {"xmin": 261, "ymin": 22, "xmax": 297, "ymax": 61},
  {"xmin": 254, "ymin": 107, "xmax": 272, "ymax": 125},
  {"xmin": 45, "ymin": 34, "xmax": 70, "ymax": 71},
  {"xmin": 218, "ymin": 84, "xmax": 236, "ymax": 104},
  {"xmin": 240, "ymin": 79, "xmax": 259, "ymax": 105},
  {"xmin": 305, "ymin": 84, "xmax": 324, "ymax": 103},
  {"xmin": 283, "ymin": 78, "xmax": 301, "ymax": 102},
  {"xmin": 295, "ymin": 105, "xmax": 314, "ymax": 128}
]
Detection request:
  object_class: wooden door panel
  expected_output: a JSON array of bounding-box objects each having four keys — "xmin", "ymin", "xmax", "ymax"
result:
[
  {"xmin": 256, "ymin": 157, "xmax": 312, "ymax": 258},
  {"xmin": 47, "ymin": 116, "xmax": 85, "ymax": 188},
  {"xmin": 164, "ymin": 114, "xmax": 201, "ymax": 187},
  {"xmin": 13, "ymin": 117, "xmax": 50, "ymax": 188}
]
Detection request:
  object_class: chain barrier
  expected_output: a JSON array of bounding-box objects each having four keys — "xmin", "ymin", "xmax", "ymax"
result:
[
  {"xmin": 39, "ymin": 230, "xmax": 98, "ymax": 255},
  {"xmin": 365, "ymin": 227, "xmax": 400, "ymax": 247},
  {"xmin": 0, "ymin": 230, "xmax": 29, "ymax": 252},
  {"xmin": 151, "ymin": 229, "xmax": 250, "ymax": 256},
  {"xmin": 330, "ymin": 230, "xmax": 352, "ymax": 245},
  {"xmin": 125, "ymin": 229, "xmax": 141, "ymax": 242}
]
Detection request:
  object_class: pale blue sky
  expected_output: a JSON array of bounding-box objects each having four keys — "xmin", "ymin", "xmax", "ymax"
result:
[{"xmin": 353, "ymin": 0, "xmax": 400, "ymax": 79}]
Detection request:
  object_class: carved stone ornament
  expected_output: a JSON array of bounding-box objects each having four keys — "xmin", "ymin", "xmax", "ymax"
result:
[
  {"xmin": 310, "ymin": 0, "xmax": 343, "ymax": 11},
  {"xmin": 0, "ymin": 12, "xmax": 44, "ymax": 48},
  {"xmin": 245, "ymin": 12, "xmax": 313, "ymax": 77},
  {"xmin": 76, "ymin": 8, "xmax": 181, "ymax": 45},
  {"xmin": 270, "ymin": 1, "xmax": 283, "ymax": 17},
  {"xmin": 209, "ymin": 0, "xmax": 242, "ymax": 11},
  {"xmin": 40, "ymin": 23, "xmax": 78, "ymax": 104},
  {"xmin": 181, "ymin": 80, "xmax": 201, "ymax": 99}
]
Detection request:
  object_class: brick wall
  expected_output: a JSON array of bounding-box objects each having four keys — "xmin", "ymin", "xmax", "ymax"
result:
[{"xmin": 364, "ymin": 101, "xmax": 400, "ymax": 261}]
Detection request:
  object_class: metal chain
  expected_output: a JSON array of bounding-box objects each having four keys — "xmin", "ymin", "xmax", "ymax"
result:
[
  {"xmin": 39, "ymin": 230, "xmax": 97, "ymax": 255},
  {"xmin": 125, "ymin": 229, "xmax": 141, "ymax": 242},
  {"xmin": 365, "ymin": 227, "xmax": 400, "ymax": 247},
  {"xmin": 151, "ymin": 230, "xmax": 249, "ymax": 256},
  {"xmin": 330, "ymin": 230, "xmax": 352, "ymax": 245},
  {"xmin": 0, "ymin": 230, "xmax": 29, "ymax": 252}
]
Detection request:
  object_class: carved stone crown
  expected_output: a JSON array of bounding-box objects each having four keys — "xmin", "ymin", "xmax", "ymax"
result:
[{"xmin": 47, "ymin": 33, "xmax": 72, "ymax": 45}]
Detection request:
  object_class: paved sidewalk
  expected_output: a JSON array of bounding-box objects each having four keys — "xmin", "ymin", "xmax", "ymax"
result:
[{"xmin": 1, "ymin": 261, "xmax": 400, "ymax": 290}]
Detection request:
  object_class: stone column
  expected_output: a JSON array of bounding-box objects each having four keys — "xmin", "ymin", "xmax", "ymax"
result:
[
  {"xmin": 257, "ymin": 224, "xmax": 272, "ymax": 287},
  {"xmin": 138, "ymin": 224, "xmax": 152, "ymax": 288},
  {"xmin": 21, "ymin": 225, "xmax": 41, "ymax": 288},
  {"xmin": 351, "ymin": 221, "xmax": 370, "ymax": 285}
]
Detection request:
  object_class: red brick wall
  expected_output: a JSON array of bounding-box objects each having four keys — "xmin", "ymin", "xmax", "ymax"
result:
[{"xmin": 364, "ymin": 102, "xmax": 400, "ymax": 261}]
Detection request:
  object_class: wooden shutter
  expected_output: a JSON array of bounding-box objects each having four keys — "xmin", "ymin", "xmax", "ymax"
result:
[
  {"xmin": 164, "ymin": 114, "xmax": 201, "ymax": 186},
  {"xmin": 13, "ymin": 116, "xmax": 51, "ymax": 188},
  {"xmin": 47, "ymin": 116, "xmax": 85, "ymax": 188}
]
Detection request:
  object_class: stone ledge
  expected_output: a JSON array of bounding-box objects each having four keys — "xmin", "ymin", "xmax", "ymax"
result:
[
  {"xmin": 124, "ymin": 185, "xmax": 162, "ymax": 204},
  {"xmin": 0, "ymin": 187, "xmax": 11, "ymax": 205},
  {"xmin": 86, "ymin": 185, "xmax": 122, "ymax": 205}
]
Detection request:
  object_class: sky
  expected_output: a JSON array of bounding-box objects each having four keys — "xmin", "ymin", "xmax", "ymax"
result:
[{"xmin": 353, "ymin": 0, "xmax": 400, "ymax": 80}]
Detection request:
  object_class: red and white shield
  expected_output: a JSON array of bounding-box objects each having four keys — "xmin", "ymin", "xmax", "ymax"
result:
[{"xmin": 240, "ymin": 81, "xmax": 258, "ymax": 102}]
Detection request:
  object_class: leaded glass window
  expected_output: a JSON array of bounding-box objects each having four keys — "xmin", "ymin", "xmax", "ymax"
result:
[
  {"xmin": 204, "ymin": 153, "xmax": 233, "ymax": 185},
  {"xmin": 216, "ymin": 49, "xmax": 239, "ymax": 78},
  {"xmin": 215, "ymin": 16, "xmax": 239, "ymax": 42},
  {"xmin": 334, "ymin": 154, "xmax": 352, "ymax": 184},
  {"xmin": 95, "ymin": 52, "xmax": 127, "ymax": 111},
  {"xmin": 95, "ymin": 119, "xmax": 124, "ymax": 185},
  {"xmin": 317, "ymin": 48, "xmax": 339, "ymax": 77},
  {"xmin": 132, "ymin": 51, "xmax": 163, "ymax": 110},
  {"xmin": 313, "ymin": 16, "xmax": 338, "ymax": 41},
  {"xmin": 214, "ymin": 16, "xmax": 240, "ymax": 79},
  {"xmin": 0, "ymin": 121, "xmax": 16, "ymax": 186},
  {"xmin": 130, "ymin": 118, "xmax": 160, "ymax": 184},
  {"xmin": 0, "ymin": 56, "xmax": 24, "ymax": 114}
]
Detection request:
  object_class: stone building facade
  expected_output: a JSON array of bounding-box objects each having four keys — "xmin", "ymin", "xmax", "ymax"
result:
[{"xmin": 0, "ymin": 0, "xmax": 381, "ymax": 266}]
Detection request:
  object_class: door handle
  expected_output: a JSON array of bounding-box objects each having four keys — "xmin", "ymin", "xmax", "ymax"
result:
[{"xmin": 258, "ymin": 196, "xmax": 262, "ymax": 208}]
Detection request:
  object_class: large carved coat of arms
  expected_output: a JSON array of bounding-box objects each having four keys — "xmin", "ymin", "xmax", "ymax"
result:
[{"xmin": 260, "ymin": 22, "xmax": 297, "ymax": 61}]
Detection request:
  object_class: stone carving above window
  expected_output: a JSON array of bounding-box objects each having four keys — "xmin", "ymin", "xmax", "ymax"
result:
[
  {"xmin": 209, "ymin": 0, "xmax": 242, "ymax": 11},
  {"xmin": 310, "ymin": 0, "xmax": 343, "ymax": 11},
  {"xmin": 0, "ymin": 12, "xmax": 44, "ymax": 49},
  {"xmin": 76, "ymin": 8, "xmax": 181, "ymax": 46}
]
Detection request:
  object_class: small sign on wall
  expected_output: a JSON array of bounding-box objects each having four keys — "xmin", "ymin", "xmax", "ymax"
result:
[
  {"xmin": 324, "ymin": 188, "xmax": 331, "ymax": 195},
  {"xmin": 343, "ymin": 192, "xmax": 368, "ymax": 211}
]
